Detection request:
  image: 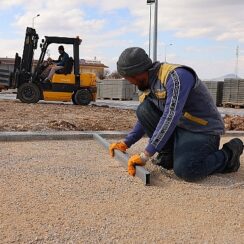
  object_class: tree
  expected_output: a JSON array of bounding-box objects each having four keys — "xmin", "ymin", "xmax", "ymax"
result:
[
  {"xmin": 107, "ymin": 71, "xmax": 122, "ymax": 79},
  {"xmin": 98, "ymin": 69, "xmax": 110, "ymax": 80}
]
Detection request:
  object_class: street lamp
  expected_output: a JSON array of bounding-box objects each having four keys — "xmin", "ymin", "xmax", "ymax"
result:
[
  {"xmin": 147, "ymin": 0, "xmax": 154, "ymax": 58},
  {"xmin": 146, "ymin": 0, "xmax": 158, "ymax": 62},
  {"xmin": 164, "ymin": 43, "xmax": 173, "ymax": 63},
  {"xmin": 32, "ymin": 14, "xmax": 40, "ymax": 28}
]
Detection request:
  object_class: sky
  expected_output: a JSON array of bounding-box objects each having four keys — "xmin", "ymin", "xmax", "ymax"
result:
[{"xmin": 0, "ymin": 0, "xmax": 244, "ymax": 79}]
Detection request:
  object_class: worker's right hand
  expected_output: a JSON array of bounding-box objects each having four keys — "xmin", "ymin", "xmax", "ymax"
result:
[{"xmin": 109, "ymin": 141, "xmax": 128, "ymax": 157}]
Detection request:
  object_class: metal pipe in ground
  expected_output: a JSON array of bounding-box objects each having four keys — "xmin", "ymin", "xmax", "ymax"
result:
[{"xmin": 93, "ymin": 133, "xmax": 150, "ymax": 185}]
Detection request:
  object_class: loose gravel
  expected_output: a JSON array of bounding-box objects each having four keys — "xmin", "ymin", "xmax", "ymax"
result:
[{"xmin": 0, "ymin": 137, "xmax": 243, "ymax": 243}]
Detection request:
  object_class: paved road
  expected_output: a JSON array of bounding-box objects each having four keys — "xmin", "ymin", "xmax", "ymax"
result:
[{"xmin": 0, "ymin": 92, "xmax": 243, "ymax": 116}]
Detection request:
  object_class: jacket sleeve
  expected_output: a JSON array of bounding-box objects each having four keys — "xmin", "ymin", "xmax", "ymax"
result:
[
  {"xmin": 124, "ymin": 121, "xmax": 145, "ymax": 147},
  {"xmin": 145, "ymin": 68, "xmax": 195, "ymax": 155}
]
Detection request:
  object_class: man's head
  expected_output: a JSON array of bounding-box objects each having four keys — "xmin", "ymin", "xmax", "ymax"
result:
[
  {"xmin": 58, "ymin": 45, "xmax": 64, "ymax": 54},
  {"xmin": 117, "ymin": 47, "xmax": 152, "ymax": 91}
]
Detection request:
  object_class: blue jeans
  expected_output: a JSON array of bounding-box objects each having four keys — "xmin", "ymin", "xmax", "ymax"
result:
[{"xmin": 136, "ymin": 99, "xmax": 227, "ymax": 181}]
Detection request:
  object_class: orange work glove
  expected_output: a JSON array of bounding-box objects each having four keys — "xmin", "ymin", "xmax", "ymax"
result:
[
  {"xmin": 128, "ymin": 153, "xmax": 149, "ymax": 176},
  {"xmin": 109, "ymin": 141, "xmax": 128, "ymax": 157}
]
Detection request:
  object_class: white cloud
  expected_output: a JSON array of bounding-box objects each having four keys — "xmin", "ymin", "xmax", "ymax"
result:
[{"xmin": 1, "ymin": 0, "xmax": 244, "ymax": 77}]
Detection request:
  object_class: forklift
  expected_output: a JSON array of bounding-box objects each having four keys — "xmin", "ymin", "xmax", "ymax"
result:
[{"xmin": 0, "ymin": 27, "xmax": 97, "ymax": 105}]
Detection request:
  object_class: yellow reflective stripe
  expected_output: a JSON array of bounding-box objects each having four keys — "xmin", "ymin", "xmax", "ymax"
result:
[
  {"xmin": 155, "ymin": 90, "xmax": 166, "ymax": 99},
  {"xmin": 138, "ymin": 90, "xmax": 150, "ymax": 103},
  {"xmin": 184, "ymin": 112, "xmax": 208, "ymax": 126},
  {"xmin": 158, "ymin": 63, "xmax": 181, "ymax": 86}
]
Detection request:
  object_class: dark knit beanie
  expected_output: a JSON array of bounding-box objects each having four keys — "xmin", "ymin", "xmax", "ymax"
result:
[{"xmin": 117, "ymin": 47, "xmax": 152, "ymax": 76}]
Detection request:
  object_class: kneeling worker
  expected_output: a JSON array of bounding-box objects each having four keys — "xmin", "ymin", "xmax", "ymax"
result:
[{"xmin": 109, "ymin": 47, "xmax": 243, "ymax": 182}]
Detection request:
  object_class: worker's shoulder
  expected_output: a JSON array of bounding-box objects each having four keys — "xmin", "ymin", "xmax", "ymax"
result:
[
  {"xmin": 164, "ymin": 66, "xmax": 196, "ymax": 88},
  {"xmin": 173, "ymin": 66, "xmax": 196, "ymax": 81},
  {"xmin": 63, "ymin": 51, "xmax": 69, "ymax": 57}
]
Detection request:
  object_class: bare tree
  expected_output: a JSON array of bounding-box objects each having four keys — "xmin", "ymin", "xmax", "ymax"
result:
[
  {"xmin": 98, "ymin": 69, "xmax": 110, "ymax": 80},
  {"xmin": 107, "ymin": 70, "xmax": 122, "ymax": 79}
]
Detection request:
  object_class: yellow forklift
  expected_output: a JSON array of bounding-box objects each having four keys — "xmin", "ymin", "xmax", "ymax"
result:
[{"xmin": 0, "ymin": 27, "xmax": 97, "ymax": 105}]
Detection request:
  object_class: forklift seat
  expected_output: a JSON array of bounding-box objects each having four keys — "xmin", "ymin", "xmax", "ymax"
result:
[{"xmin": 56, "ymin": 57, "xmax": 74, "ymax": 75}]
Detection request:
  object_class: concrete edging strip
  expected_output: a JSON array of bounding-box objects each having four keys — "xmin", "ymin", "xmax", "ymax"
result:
[
  {"xmin": 93, "ymin": 133, "xmax": 151, "ymax": 186},
  {"xmin": 0, "ymin": 130, "xmax": 243, "ymax": 141},
  {"xmin": 223, "ymin": 131, "xmax": 244, "ymax": 137},
  {"xmin": 0, "ymin": 131, "xmax": 128, "ymax": 141}
]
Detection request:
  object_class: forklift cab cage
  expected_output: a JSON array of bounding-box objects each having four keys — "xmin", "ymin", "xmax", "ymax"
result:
[{"xmin": 33, "ymin": 36, "xmax": 82, "ymax": 86}]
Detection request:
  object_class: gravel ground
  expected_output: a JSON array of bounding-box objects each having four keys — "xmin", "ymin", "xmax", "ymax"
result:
[{"xmin": 0, "ymin": 137, "xmax": 243, "ymax": 243}]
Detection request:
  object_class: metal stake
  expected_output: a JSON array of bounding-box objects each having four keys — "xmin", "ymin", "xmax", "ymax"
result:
[{"xmin": 93, "ymin": 133, "xmax": 151, "ymax": 185}]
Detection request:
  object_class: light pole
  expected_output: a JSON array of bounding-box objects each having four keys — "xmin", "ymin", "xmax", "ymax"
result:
[
  {"xmin": 153, "ymin": 0, "xmax": 158, "ymax": 62},
  {"xmin": 164, "ymin": 43, "xmax": 173, "ymax": 63},
  {"xmin": 235, "ymin": 45, "xmax": 239, "ymax": 79},
  {"xmin": 146, "ymin": 0, "xmax": 158, "ymax": 61},
  {"xmin": 147, "ymin": 2, "xmax": 153, "ymax": 58},
  {"xmin": 32, "ymin": 14, "xmax": 40, "ymax": 28}
]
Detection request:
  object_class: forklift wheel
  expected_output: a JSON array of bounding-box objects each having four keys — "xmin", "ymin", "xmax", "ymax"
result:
[
  {"xmin": 74, "ymin": 89, "xmax": 92, "ymax": 105},
  {"xmin": 18, "ymin": 83, "xmax": 41, "ymax": 103},
  {"xmin": 72, "ymin": 93, "xmax": 78, "ymax": 105}
]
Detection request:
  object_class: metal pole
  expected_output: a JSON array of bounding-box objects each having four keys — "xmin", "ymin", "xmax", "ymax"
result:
[
  {"xmin": 149, "ymin": 4, "xmax": 152, "ymax": 57},
  {"xmin": 164, "ymin": 45, "xmax": 167, "ymax": 63},
  {"xmin": 164, "ymin": 43, "xmax": 173, "ymax": 63},
  {"xmin": 32, "ymin": 14, "xmax": 40, "ymax": 28},
  {"xmin": 235, "ymin": 45, "xmax": 239, "ymax": 79},
  {"xmin": 153, "ymin": 0, "xmax": 158, "ymax": 62},
  {"xmin": 93, "ymin": 133, "xmax": 151, "ymax": 185}
]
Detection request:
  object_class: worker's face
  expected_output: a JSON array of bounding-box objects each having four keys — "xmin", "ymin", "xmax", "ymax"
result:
[
  {"xmin": 125, "ymin": 72, "xmax": 149, "ymax": 91},
  {"xmin": 58, "ymin": 49, "xmax": 63, "ymax": 54}
]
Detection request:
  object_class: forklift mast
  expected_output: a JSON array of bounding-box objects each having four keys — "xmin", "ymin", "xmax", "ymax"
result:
[{"xmin": 20, "ymin": 27, "xmax": 39, "ymax": 72}]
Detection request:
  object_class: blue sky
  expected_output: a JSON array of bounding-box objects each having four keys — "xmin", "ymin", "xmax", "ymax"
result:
[{"xmin": 0, "ymin": 0, "xmax": 244, "ymax": 79}]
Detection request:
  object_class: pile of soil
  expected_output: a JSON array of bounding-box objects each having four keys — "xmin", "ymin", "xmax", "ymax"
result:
[
  {"xmin": 0, "ymin": 100, "xmax": 243, "ymax": 131},
  {"xmin": 224, "ymin": 115, "xmax": 244, "ymax": 131},
  {"xmin": 0, "ymin": 100, "xmax": 137, "ymax": 131}
]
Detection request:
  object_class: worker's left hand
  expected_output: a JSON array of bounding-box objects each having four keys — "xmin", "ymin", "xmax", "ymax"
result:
[{"xmin": 128, "ymin": 153, "xmax": 150, "ymax": 176}]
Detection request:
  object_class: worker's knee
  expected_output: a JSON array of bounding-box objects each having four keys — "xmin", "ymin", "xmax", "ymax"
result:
[
  {"xmin": 136, "ymin": 99, "xmax": 158, "ymax": 122},
  {"xmin": 174, "ymin": 162, "xmax": 204, "ymax": 182},
  {"xmin": 136, "ymin": 102, "xmax": 147, "ymax": 122}
]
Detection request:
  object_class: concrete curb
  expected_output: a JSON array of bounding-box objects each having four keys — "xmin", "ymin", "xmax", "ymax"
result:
[
  {"xmin": 0, "ymin": 130, "xmax": 243, "ymax": 142},
  {"xmin": 223, "ymin": 131, "xmax": 244, "ymax": 137},
  {"xmin": 0, "ymin": 131, "xmax": 128, "ymax": 142}
]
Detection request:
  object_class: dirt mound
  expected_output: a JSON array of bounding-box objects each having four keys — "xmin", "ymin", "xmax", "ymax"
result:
[
  {"xmin": 48, "ymin": 120, "xmax": 78, "ymax": 130},
  {"xmin": 224, "ymin": 115, "xmax": 244, "ymax": 131},
  {"xmin": 0, "ymin": 100, "xmax": 243, "ymax": 132},
  {"xmin": 0, "ymin": 100, "xmax": 137, "ymax": 132}
]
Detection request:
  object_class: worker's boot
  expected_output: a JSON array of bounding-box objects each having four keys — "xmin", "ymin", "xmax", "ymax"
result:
[
  {"xmin": 222, "ymin": 138, "xmax": 243, "ymax": 173},
  {"xmin": 152, "ymin": 151, "xmax": 173, "ymax": 170}
]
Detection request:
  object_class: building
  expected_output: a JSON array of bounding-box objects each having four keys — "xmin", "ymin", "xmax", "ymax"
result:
[
  {"xmin": 0, "ymin": 57, "xmax": 38, "ymax": 72},
  {"xmin": 79, "ymin": 59, "xmax": 108, "ymax": 79},
  {"xmin": 0, "ymin": 58, "xmax": 17, "ymax": 72},
  {"xmin": 0, "ymin": 57, "xmax": 108, "ymax": 78}
]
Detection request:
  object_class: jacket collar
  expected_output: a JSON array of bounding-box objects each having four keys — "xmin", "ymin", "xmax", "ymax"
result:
[{"xmin": 148, "ymin": 62, "xmax": 161, "ymax": 86}]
